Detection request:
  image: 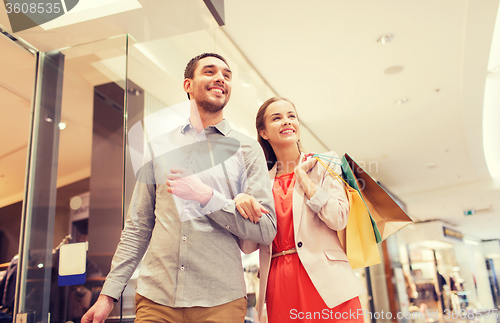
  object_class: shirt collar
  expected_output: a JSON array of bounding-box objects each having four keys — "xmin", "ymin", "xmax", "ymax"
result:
[{"xmin": 180, "ymin": 118, "xmax": 231, "ymax": 136}]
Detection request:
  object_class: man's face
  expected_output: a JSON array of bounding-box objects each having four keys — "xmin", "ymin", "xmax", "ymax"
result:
[{"xmin": 184, "ymin": 56, "xmax": 232, "ymax": 113}]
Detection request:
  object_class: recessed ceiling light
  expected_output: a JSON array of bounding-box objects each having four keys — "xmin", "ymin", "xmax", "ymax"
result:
[
  {"xmin": 384, "ymin": 65, "xmax": 404, "ymax": 75},
  {"xmin": 377, "ymin": 33, "xmax": 394, "ymax": 44},
  {"xmin": 395, "ymin": 97, "xmax": 409, "ymax": 105}
]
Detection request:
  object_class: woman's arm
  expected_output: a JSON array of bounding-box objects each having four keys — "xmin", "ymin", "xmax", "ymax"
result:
[{"xmin": 296, "ymin": 152, "xmax": 349, "ymax": 231}]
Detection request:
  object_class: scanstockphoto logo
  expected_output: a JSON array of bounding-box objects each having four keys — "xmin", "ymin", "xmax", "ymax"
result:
[{"xmin": 3, "ymin": 0, "xmax": 79, "ymax": 32}]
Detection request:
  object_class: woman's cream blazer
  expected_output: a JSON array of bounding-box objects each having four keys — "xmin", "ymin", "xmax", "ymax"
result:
[{"xmin": 240, "ymin": 152, "xmax": 366, "ymax": 321}]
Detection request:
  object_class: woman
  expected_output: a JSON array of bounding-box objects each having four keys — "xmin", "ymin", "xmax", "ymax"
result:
[{"xmin": 237, "ymin": 97, "xmax": 366, "ymax": 322}]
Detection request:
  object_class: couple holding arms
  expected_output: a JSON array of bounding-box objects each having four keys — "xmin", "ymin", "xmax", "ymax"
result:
[{"xmin": 82, "ymin": 53, "xmax": 365, "ymax": 323}]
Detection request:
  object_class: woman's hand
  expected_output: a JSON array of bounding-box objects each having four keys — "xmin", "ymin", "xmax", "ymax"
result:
[
  {"xmin": 234, "ymin": 193, "xmax": 270, "ymax": 223},
  {"xmin": 295, "ymin": 152, "xmax": 319, "ymax": 199},
  {"xmin": 297, "ymin": 153, "xmax": 318, "ymax": 173}
]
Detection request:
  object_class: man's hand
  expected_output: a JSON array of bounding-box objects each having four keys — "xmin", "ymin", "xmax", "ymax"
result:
[
  {"xmin": 166, "ymin": 166, "xmax": 213, "ymax": 206},
  {"xmin": 234, "ymin": 193, "xmax": 269, "ymax": 223},
  {"xmin": 81, "ymin": 295, "xmax": 115, "ymax": 323}
]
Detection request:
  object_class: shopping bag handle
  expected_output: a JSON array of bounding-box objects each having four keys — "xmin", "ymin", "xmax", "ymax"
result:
[
  {"xmin": 313, "ymin": 153, "xmax": 342, "ymax": 167},
  {"xmin": 314, "ymin": 157, "xmax": 350, "ymax": 189}
]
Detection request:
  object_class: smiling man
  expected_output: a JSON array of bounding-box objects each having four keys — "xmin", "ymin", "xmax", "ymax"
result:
[{"xmin": 82, "ymin": 53, "xmax": 276, "ymax": 323}]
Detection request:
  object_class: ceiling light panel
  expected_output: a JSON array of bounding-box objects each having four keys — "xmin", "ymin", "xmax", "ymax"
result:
[{"xmin": 39, "ymin": 0, "xmax": 142, "ymax": 30}]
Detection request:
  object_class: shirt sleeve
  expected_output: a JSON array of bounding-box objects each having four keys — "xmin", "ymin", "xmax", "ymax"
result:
[
  {"xmin": 306, "ymin": 187, "xmax": 331, "ymax": 214},
  {"xmin": 206, "ymin": 141, "xmax": 277, "ymax": 245},
  {"xmin": 101, "ymin": 161, "xmax": 156, "ymax": 300}
]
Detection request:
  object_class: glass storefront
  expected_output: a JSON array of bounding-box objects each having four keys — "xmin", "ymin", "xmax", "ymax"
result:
[
  {"xmin": 395, "ymin": 221, "xmax": 496, "ymax": 323},
  {"xmin": 10, "ymin": 34, "xmax": 128, "ymax": 323}
]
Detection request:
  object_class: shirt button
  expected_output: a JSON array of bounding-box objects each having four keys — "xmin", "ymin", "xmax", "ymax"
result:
[
  {"xmin": 180, "ymin": 266, "xmax": 185, "ymax": 270},
  {"xmin": 184, "ymin": 209, "xmax": 188, "ymax": 213},
  {"xmin": 225, "ymin": 225, "xmax": 229, "ymax": 229},
  {"xmin": 182, "ymin": 236, "xmax": 187, "ymax": 241},
  {"xmin": 297, "ymin": 242, "xmax": 303, "ymax": 248},
  {"xmin": 207, "ymin": 211, "xmax": 211, "ymax": 214},
  {"xmin": 190, "ymin": 159, "xmax": 194, "ymax": 163}
]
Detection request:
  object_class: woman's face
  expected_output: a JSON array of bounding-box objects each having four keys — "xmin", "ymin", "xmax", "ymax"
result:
[{"xmin": 259, "ymin": 100, "xmax": 300, "ymax": 147}]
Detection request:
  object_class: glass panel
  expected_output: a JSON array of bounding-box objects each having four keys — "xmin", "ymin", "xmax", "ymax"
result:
[
  {"xmin": 16, "ymin": 50, "xmax": 65, "ymax": 323},
  {"xmin": 0, "ymin": 32, "xmax": 36, "ymax": 323},
  {"xmin": 15, "ymin": 35, "xmax": 128, "ymax": 323}
]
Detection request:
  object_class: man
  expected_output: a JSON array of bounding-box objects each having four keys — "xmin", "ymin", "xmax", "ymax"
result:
[{"xmin": 82, "ymin": 53, "xmax": 276, "ymax": 323}]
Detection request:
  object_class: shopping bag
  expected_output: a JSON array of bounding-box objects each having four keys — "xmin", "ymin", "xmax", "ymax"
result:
[
  {"xmin": 341, "ymin": 153, "xmax": 413, "ymax": 242},
  {"xmin": 314, "ymin": 157, "xmax": 381, "ymax": 269}
]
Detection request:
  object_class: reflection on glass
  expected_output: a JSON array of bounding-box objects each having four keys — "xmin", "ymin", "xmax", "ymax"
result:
[
  {"xmin": 13, "ymin": 35, "xmax": 128, "ymax": 323},
  {"xmin": 0, "ymin": 32, "xmax": 36, "ymax": 323}
]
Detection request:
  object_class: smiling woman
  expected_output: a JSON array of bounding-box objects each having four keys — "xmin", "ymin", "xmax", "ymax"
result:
[{"xmin": 238, "ymin": 97, "xmax": 366, "ymax": 323}]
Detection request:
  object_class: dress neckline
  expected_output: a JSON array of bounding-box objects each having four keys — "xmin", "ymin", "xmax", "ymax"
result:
[{"xmin": 275, "ymin": 171, "xmax": 295, "ymax": 178}]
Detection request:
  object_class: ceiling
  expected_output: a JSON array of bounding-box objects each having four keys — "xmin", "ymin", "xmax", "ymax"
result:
[{"xmin": 0, "ymin": 0, "xmax": 499, "ymax": 240}]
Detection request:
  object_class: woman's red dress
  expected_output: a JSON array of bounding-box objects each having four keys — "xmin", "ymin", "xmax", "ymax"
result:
[{"xmin": 265, "ymin": 171, "xmax": 363, "ymax": 322}]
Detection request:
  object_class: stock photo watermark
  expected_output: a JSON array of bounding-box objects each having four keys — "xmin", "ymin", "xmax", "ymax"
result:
[
  {"xmin": 128, "ymin": 101, "xmax": 380, "ymax": 222},
  {"xmin": 3, "ymin": 0, "xmax": 79, "ymax": 32},
  {"xmin": 291, "ymin": 309, "xmax": 433, "ymax": 321},
  {"xmin": 290, "ymin": 308, "xmax": 498, "ymax": 321}
]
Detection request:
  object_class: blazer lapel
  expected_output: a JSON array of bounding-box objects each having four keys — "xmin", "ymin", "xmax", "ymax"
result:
[
  {"xmin": 269, "ymin": 155, "xmax": 307, "ymax": 240},
  {"xmin": 293, "ymin": 152, "xmax": 306, "ymax": 237}
]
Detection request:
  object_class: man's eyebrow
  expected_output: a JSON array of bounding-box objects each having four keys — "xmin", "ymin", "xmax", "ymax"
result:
[{"xmin": 202, "ymin": 64, "xmax": 232, "ymax": 74}]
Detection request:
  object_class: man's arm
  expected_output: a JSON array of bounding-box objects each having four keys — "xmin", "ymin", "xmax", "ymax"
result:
[
  {"xmin": 203, "ymin": 141, "xmax": 276, "ymax": 245},
  {"xmin": 95, "ymin": 162, "xmax": 156, "ymax": 301}
]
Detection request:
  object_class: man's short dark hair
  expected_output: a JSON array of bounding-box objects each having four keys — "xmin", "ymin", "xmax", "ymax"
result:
[{"xmin": 184, "ymin": 53, "xmax": 229, "ymax": 79}]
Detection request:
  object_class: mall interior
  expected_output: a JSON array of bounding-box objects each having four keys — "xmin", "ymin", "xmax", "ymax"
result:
[{"xmin": 1, "ymin": 0, "xmax": 500, "ymax": 322}]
